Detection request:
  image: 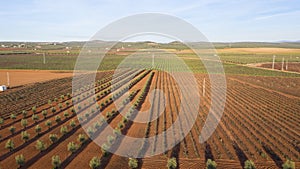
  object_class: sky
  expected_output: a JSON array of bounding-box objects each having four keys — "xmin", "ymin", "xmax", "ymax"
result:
[{"xmin": 0, "ymin": 0, "xmax": 300, "ymax": 42}]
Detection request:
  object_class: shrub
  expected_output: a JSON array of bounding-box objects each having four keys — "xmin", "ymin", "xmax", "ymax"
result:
[
  {"xmin": 94, "ymin": 122, "xmax": 101, "ymax": 130},
  {"xmin": 87, "ymin": 127, "xmax": 95, "ymax": 137},
  {"xmin": 206, "ymin": 159, "xmax": 217, "ymax": 169},
  {"xmin": 35, "ymin": 125, "xmax": 42, "ymax": 135},
  {"xmin": 78, "ymin": 116, "xmax": 84, "ymax": 122},
  {"xmin": 32, "ymin": 114, "xmax": 39, "ymax": 123},
  {"xmin": 113, "ymin": 129, "xmax": 121, "ymax": 137},
  {"xmin": 42, "ymin": 110, "xmax": 48, "ymax": 118},
  {"xmin": 36, "ymin": 140, "xmax": 46, "ymax": 152},
  {"xmin": 128, "ymin": 158, "xmax": 138, "ymax": 169},
  {"xmin": 48, "ymin": 99, "xmax": 52, "ymax": 106},
  {"xmin": 55, "ymin": 115, "xmax": 61, "ymax": 123},
  {"xmin": 63, "ymin": 111, "xmax": 69, "ymax": 118},
  {"xmin": 0, "ymin": 117, "xmax": 4, "ymax": 127},
  {"xmin": 52, "ymin": 155, "xmax": 61, "ymax": 169},
  {"xmin": 167, "ymin": 157, "xmax": 177, "ymax": 169},
  {"xmin": 58, "ymin": 103, "xmax": 63, "ymax": 110},
  {"xmin": 15, "ymin": 154, "xmax": 25, "ymax": 167},
  {"xmin": 66, "ymin": 101, "xmax": 70, "ymax": 106},
  {"xmin": 101, "ymin": 143, "xmax": 110, "ymax": 157},
  {"xmin": 49, "ymin": 134, "xmax": 58, "ymax": 143},
  {"xmin": 32, "ymin": 106, "xmax": 37, "ymax": 113},
  {"xmin": 60, "ymin": 126, "xmax": 68, "ymax": 135},
  {"xmin": 51, "ymin": 107, "xmax": 56, "ymax": 114},
  {"xmin": 67, "ymin": 142, "xmax": 77, "ymax": 153},
  {"xmin": 244, "ymin": 160, "xmax": 255, "ymax": 169},
  {"xmin": 118, "ymin": 122, "xmax": 124, "ymax": 129},
  {"xmin": 5, "ymin": 139, "xmax": 14, "ymax": 151},
  {"xmin": 45, "ymin": 120, "xmax": 52, "ymax": 129},
  {"xmin": 54, "ymin": 98, "xmax": 58, "ymax": 102},
  {"xmin": 70, "ymin": 119, "xmax": 76, "ymax": 129},
  {"xmin": 71, "ymin": 108, "xmax": 76, "ymax": 115},
  {"xmin": 89, "ymin": 156, "xmax": 101, "ymax": 169},
  {"xmin": 22, "ymin": 110, "xmax": 28, "ymax": 118},
  {"xmin": 21, "ymin": 119, "xmax": 28, "ymax": 128},
  {"xmin": 9, "ymin": 126, "xmax": 16, "ymax": 134},
  {"xmin": 282, "ymin": 160, "xmax": 295, "ymax": 169},
  {"xmin": 21, "ymin": 131, "xmax": 30, "ymax": 142},
  {"xmin": 10, "ymin": 113, "xmax": 16, "ymax": 121},
  {"xmin": 107, "ymin": 135, "xmax": 115, "ymax": 145},
  {"xmin": 78, "ymin": 134, "xmax": 87, "ymax": 145},
  {"xmin": 85, "ymin": 113, "xmax": 90, "ymax": 119},
  {"xmin": 106, "ymin": 112, "xmax": 112, "ymax": 118}
]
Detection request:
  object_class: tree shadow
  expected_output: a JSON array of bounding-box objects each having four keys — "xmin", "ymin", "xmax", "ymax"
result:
[
  {"xmin": 262, "ymin": 142, "xmax": 283, "ymax": 168},
  {"xmin": 233, "ymin": 142, "xmax": 248, "ymax": 168},
  {"xmin": 204, "ymin": 142, "xmax": 214, "ymax": 161}
]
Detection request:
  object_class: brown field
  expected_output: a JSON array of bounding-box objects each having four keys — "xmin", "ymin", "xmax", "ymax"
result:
[
  {"xmin": 258, "ymin": 62, "xmax": 300, "ymax": 73},
  {"xmin": 0, "ymin": 69, "xmax": 299, "ymax": 169},
  {"xmin": 0, "ymin": 69, "xmax": 73, "ymax": 87}
]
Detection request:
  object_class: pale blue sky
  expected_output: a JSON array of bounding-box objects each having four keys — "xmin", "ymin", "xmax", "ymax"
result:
[{"xmin": 1, "ymin": 0, "xmax": 299, "ymax": 42}]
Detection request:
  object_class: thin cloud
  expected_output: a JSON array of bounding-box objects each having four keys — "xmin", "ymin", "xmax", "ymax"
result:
[{"xmin": 254, "ymin": 10, "xmax": 300, "ymax": 20}]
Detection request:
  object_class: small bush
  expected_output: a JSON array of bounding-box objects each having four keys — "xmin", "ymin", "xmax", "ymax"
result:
[
  {"xmin": 64, "ymin": 111, "xmax": 69, "ymax": 118},
  {"xmin": 128, "ymin": 158, "xmax": 138, "ymax": 169},
  {"xmin": 22, "ymin": 110, "xmax": 28, "ymax": 118},
  {"xmin": 10, "ymin": 113, "xmax": 16, "ymax": 121},
  {"xmin": 42, "ymin": 110, "xmax": 48, "ymax": 118},
  {"xmin": 21, "ymin": 119, "xmax": 28, "ymax": 128},
  {"xmin": 9, "ymin": 126, "xmax": 16, "ymax": 134},
  {"xmin": 282, "ymin": 159, "xmax": 295, "ymax": 169},
  {"xmin": 0, "ymin": 117, "xmax": 4, "ymax": 127},
  {"xmin": 244, "ymin": 160, "xmax": 255, "ymax": 169},
  {"xmin": 36, "ymin": 140, "xmax": 46, "ymax": 152},
  {"xmin": 55, "ymin": 115, "xmax": 61, "ymax": 123},
  {"xmin": 78, "ymin": 134, "xmax": 87, "ymax": 145},
  {"xmin": 21, "ymin": 131, "xmax": 30, "ymax": 142},
  {"xmin": 35, "ymin": 125, "xmax": 42, "ymax": 135},
  {"xmin": 52, "ymin": 155, "xmax": 61, "ymax": 169},
  {"xmin": 45, "ymin": 120, "xmax": 52, "ymax": 129},
  {"xmin": 32, "ymin": 106, "xmax": 37, "ymax": 113},
  {"xmin": 51, "ymin": 107, "xmax": 56, "ymax": 114},
  {"xmin": 67, "ymin": 141, "xmax": 77, "ymax": 153},
  {"xmin": 60, "ymin": 126, "xmax": 68, "ymax": 135},
  {"xmin": 70, "ymin": 119, "xmax": 76, "ymax": 129},
  {"xmin": 167, "ymin": 157, "xmax": 177, "ymax": 169},
  {"xmin": 15, "ymin": 154, "xmax": 25, "ymax": 167},
  {"xmin": 49, "ymin": 134, "xmax": 58, "ymax": 143},
  {"xmin": 87, "ymin": 127, "xmax": 95, "ymax": 137},
  {"xmin": 5, "ymin": 139, "xmax": 15, "ymax": 151},
  {"xmin": 32, "ymin": 114, "xmax": 39, "ymax": 123},
  {"xmin": 206, "ymin": 159, "xmax": 217, "ymax": 169},
  {"xmin": 89, "ymin": 156, "xmax": 101, "ymax": 169}
]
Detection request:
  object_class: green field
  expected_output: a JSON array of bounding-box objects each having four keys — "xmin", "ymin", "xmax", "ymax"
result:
[{"xmin": 0, "ymin": 41, "xmax": 299, "ymax": 77}]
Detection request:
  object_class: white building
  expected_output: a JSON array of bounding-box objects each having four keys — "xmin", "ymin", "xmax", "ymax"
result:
[{"xmin": 0, "ymin": 85, "xmax": 7, "ymax": 92}]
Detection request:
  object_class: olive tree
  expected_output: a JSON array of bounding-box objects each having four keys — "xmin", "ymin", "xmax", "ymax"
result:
[
  {"xmin": 128, "ymin": 158, "xmax": 138, "ymax": 169},
  {"xmin": 206, "ymin": 159, "xmax": 217, "ymax": 169},
  {"xmin": 5, "ymin": 139, "xmax": 15, "ymax": 151},
  {"xmin": 9, "ymin": 126, "xmax": 16, "ymax": 135},
  {"xmin": 89, "ymin": 157, "xmax": 101, "ymax": 169},
  {"xmin": 67, "ymin": 142, "xmax": 77, "ymax": 154},
  {"xmin": 36, "ymin": 140, "xmax": 46, "ymax": 152},
  {"xmin": 15, "ymin": 154, "xmax": 25, "ymax": 168},
  {"xmin": 35, "ymin": 125, "xmax": 42, "ymax": 135},
  {"xmin": 21, "ymin": 119, "xmax": 28, "ymax": 129},
  {"xmin": 282, "ymin": 160, "xmax": 295, "ymax": 169},
  {"xmin": 244, "ymin": 160, "xmax": 256, "ymax": 169},
  {"xmin": 52, "ymin": 155, "xmax": 61, "ymax": 169},
  {"xmin": 21, "ymin": 131, "xmax": 30, "ymax": 142},
  {"xmin": 167, "ymin": 157, "xmax": 177, "ymax": 169}
]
